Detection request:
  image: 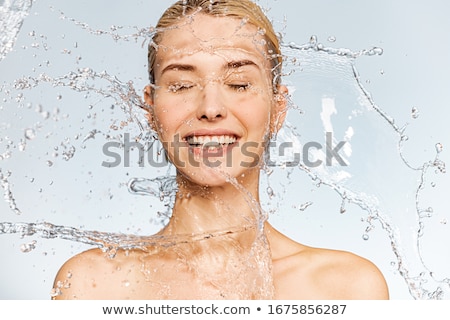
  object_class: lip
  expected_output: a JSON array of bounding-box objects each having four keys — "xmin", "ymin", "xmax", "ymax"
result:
[
  {"xmin": 182, "ymin": 129, "xmax": 241, "ymax": 157},
  {"xmin": 182, "ymin": 129, "xmax": 241, "ymax": 140}
]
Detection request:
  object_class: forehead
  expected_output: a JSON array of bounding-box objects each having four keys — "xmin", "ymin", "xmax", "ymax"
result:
[{"xmin": 155, "ymin": 13, "xmax": 268, "ymax": 65}]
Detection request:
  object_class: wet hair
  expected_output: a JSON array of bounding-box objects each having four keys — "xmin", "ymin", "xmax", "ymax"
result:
[{"xmin": 147, "ymin": 0, "xmax": 282, "ymax": 89}]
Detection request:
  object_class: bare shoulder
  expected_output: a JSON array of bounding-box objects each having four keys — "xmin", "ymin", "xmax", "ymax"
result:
[
  {"xmin": 273, "ymin": 245, "xmax": 389, "ymax": 300},
  {"xmin": 52, "ymin": 248, "xmax": 143, "ymax": 299},
  {"xmin": 267, "ymin": 223, "xmax": 389, "ymax": 299},
  {"xmin": 310, "ymin": 247, "xmax": 389, "ymax": 299}
]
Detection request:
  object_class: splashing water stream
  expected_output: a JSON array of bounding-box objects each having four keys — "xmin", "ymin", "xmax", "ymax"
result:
[
  {"xmin": 0, "ymin": 0, "xmax": 449, "ymax": 299},
  {"xmin": 0, "ymin": 0, "xmax": 33, "ymax": 62}
]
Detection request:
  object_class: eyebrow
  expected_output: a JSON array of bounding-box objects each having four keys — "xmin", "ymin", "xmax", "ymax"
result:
[
  {"xmin": 160, "ymin": 63, "xmax": 196, "ymax": 76},
  {"xmin": 160, "ymin": 59, "xmax": 259, "ymax": 76},
  {"xmin": 226, "ymin": 59, "xmax": 258, "ymax": 70}
]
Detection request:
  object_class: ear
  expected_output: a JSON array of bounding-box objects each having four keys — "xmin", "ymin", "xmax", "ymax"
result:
[
  {"xmin": 271, "ymin": 85, "xmax": 288, "ymax": 135},
  {"xmin": 143, "ymin": 85, "xmax": 157, "ymax": 131},
  {"xmin": 143, "ymin": 84, "xmax": 154, "ymax": 108}
]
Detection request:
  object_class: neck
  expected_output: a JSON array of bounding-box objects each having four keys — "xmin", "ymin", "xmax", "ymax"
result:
[
  {"xmin": 154, "ymin": 169, "xmax": 274, "ymax": 295},
  {"xmin": 161, "ymin": 169, "xmax": 263, "ymax": 237}
]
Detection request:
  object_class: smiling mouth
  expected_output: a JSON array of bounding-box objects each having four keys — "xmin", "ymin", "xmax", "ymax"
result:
[{"xmin": 186, "ymin": 135, "xmax": 238, "ymax": 150}]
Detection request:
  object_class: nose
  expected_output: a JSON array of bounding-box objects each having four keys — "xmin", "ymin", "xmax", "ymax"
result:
[{"xmin": 196, "ymin": 82, "xmax": 227, "ymax": 121}]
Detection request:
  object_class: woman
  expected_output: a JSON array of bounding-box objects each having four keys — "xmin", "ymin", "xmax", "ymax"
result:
[{"xmin": 53, "ymin": 0, "xmax": 389, "ymax": 299}]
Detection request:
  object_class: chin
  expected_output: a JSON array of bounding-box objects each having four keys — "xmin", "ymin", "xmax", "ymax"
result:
[{"xmin": 177, "ymin": 163, "xmax": 261, "ymax": 191}]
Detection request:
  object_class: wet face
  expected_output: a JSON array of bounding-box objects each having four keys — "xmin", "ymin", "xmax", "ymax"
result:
[{"xmin": 145, "ymin": 13, "xmax": 286, "ymax": 187}]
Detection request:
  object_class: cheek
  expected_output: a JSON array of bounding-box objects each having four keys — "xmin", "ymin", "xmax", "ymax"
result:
[
  {"xmin": 152, "ymin": 110, "xmax": 175, "ymax": 141},
  {"xmin": 241, "ymin": 104, "xmax": 272, "ymax": 138},
  {"xmin": 152, "ymin": 103, "xmax": 188, "ymax": 139}
]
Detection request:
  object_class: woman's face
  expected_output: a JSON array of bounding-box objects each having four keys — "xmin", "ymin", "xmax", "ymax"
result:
[{"xmin": 145, "ymin": 13, "xmax": 286, "ymax": 187}]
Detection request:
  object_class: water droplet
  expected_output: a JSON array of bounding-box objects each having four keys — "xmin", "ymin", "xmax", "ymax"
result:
[
  {"xmin": 62, "ymin": 146, "xmax": 76, "ymax": 161},
  {"xmin": 46, "ymin": 160, "xmax": 53, "ymax": 167},
  {"xmin": 50, "ymin": 287, "xmax": 61, "ymax": 298},
  {"xmin": 266, "ymin": 186, "xmax": 274, "ymax": 199},
  {"xmin": 327, "ymin": 36, "xmax": 336, "ymax": 42},
  {"xmin": 435, "ymin": 143, "xmax": 443, "ymax": 153},
  {"xmin": 83, "ymin": 129, "xmax": 99, "ymax": 142},
  {"xmin": 411, "ymin": 106, "xmax": 420, "ymax": 119},
  {"xmin": 20, "ymin": 240, "xmax": 37, "ymax": 253},
  {"xmin": 295, "ymin": 201, "xmax": 313, "ymax": 211},
  {"xmin": 41, "ymin": 111, "xmax": 50, "ymax": 119},
  {"xmin": 339, "ymin": 195, "xmax": 348, "ymax": 214},
  {"xmin": 362, "ymin": 233, "xmax": 369, "ymax": 241},
  {"xmin": 368, "ymin": 47, "xmax": 383, "ymax": 56},
  {"xmin": 24, "ymin": 128, "xmax": 36, "ymax": 140},
  {"xmin": 433, "ymin": 159, "xmax": 446, "ymax": 174}
]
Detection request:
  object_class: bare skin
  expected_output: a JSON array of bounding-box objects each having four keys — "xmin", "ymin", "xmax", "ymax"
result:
[
  {"xmin": 267, "ymin": 224, "xmax": 388, "ymax": 299},
  {"xmin": 53, "ymin": 13, "xmax": 389, "ymax": 300},
  {"xmin": 53, "ymin": 223, "xmax": 388, "ymax": 299}
]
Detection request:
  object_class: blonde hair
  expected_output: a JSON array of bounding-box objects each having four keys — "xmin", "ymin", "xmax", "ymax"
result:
[{"xmin": 147, "ymin": 0, "xmax": 282, "ymax": 89}]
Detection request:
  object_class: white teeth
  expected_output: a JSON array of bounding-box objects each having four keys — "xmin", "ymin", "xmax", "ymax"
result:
[{"xmin": 187, "ymin": 135, "xmax": 237, "ymax": 147}]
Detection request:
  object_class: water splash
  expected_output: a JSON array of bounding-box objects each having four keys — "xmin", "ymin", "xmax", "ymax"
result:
[
  {"xmin": 0, "ymin": 0, "xmax": 33, "ymax": 61},
  {"xmin": 0, "ymin": 220, "xmax": 256, "ymax": 252},
  {"xmin": 56, "ymin": 9, "xmax": 154, "ymax": 45},
  {"xmin": 280, "ymin": 37, "xmax": 448, "ymax": 299},
  {"xmin": 0, "ymin": 3, "xmax": 448, "ymax": 300},
  {"xmin": 0, "ymin": 169, "xmax": 21, "ymax": 215},
  {"xmin": 127, "ymin": 176, "xmax": 178, "ymax": 223}
]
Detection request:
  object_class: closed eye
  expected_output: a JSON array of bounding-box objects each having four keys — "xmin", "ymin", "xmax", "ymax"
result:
[
  {"xmin": 228, "ymin": 82, "xmax": 251, "ymax": 92},
  {"xmin": 167, "ymin": 82, "xmax": 195, "ymax": 93}
]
